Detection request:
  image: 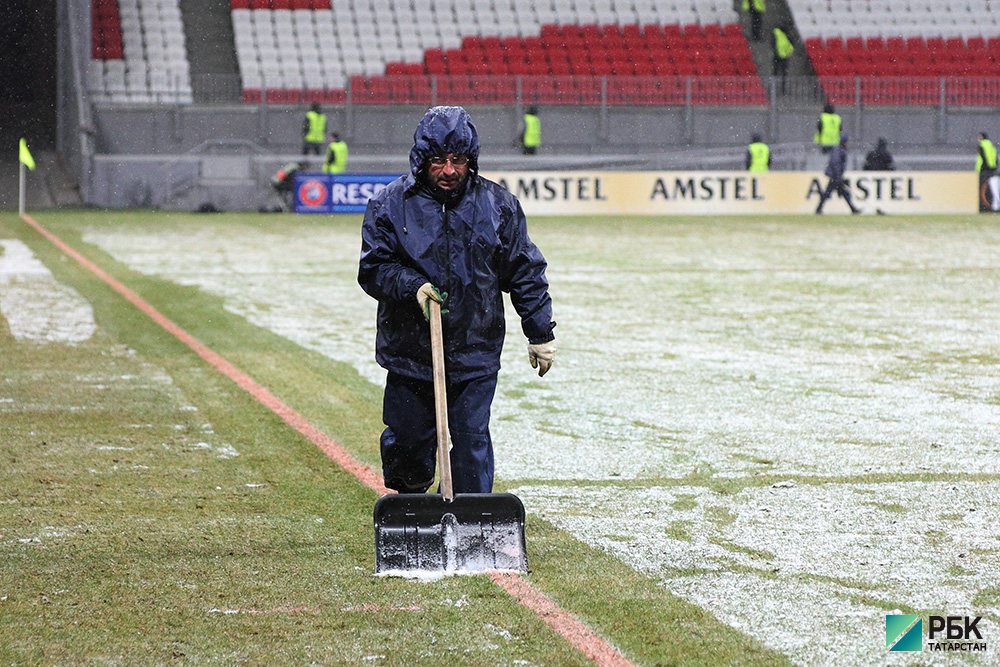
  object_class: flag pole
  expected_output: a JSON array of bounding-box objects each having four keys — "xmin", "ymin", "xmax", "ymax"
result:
[
  {"xmin": 18, "ymin": 138, "xmax": 35, "ymax": 216},
  {"xmin": 19, "ymin": 160, "xmax": 26, "ymax": 217}
]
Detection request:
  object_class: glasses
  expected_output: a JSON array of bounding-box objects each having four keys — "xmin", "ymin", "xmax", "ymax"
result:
[{"xmin": 428, "ymin": 154, "xmax": 469, "ymax": 166}]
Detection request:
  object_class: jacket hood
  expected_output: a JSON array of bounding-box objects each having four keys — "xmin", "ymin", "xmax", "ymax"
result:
[{"xmin": 409, "ymin": 106, "xmax": 480, "ymax": 179}]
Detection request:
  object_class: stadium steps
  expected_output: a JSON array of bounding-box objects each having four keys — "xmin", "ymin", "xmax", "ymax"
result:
[
  {"xmin": 739, "ymin": 0, "xmax": 824, "ymax": 105},
  {"xmin": 179, "ymin": 0, "xmax": 243, "ymax": 102}
]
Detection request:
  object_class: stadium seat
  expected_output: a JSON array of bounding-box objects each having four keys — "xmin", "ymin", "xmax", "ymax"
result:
[
  {"xmin": 228, "ymin": 0, "xmax": 765, "ymax": 105},
  {"xmin": 789, "ymin": 0, "xmax": 1000, "ymax": 103},
  {"xmin": 89, "ymin": 0, "xmax": 193, "ymax": 103}
]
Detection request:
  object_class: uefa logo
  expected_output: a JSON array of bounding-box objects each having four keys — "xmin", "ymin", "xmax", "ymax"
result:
[{"xmin": 298, "ymin": 180, "xmax": 328, "ymax": 207}]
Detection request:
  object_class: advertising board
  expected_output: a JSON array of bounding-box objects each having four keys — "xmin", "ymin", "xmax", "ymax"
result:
[{"xmin": 294, "ymin": 171, "xmax": 978, "ymax": 215}]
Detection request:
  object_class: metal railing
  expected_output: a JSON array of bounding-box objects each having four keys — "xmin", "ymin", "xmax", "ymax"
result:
[
  {"xmin": 92, "ymin": 74, "xmax": 1000, "ymax": 110},
  {"xmin": 817, "ymin": 76, "xmax": 1000, "ymax": 106}
]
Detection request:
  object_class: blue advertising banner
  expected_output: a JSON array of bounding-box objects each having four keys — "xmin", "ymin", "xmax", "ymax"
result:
[{"xmin": 293, "ymin": 173, "xmax": 402, "ymax": 214}]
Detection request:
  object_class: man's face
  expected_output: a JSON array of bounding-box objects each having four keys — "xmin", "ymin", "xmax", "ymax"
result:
[{"xmin": 426, "ymin": 153, "xmax": 470, "ymax": 190}]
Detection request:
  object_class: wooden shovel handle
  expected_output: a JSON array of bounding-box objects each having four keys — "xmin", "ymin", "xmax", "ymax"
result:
[{"xmin": 429, "ymin": 300, "xmax": 454, "ymax": 500}]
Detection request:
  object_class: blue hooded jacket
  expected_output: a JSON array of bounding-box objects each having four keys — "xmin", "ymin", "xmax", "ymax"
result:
[
  {"xmin": 358, "ymin": 106, "xmax": 555, "ymax": 382},
  {"xmin": 826, "ymin": 134, "xmax": 849, "ymax": 179}
]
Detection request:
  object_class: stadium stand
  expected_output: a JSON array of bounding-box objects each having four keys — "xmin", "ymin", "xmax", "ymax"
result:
[
  {"xmin": 84, "ymin": 0, "xmax": 1000, "ymax": 108},
  {"xmin": 229, "ymin": 0, "xmax": 766, "ymax": 105},
  {"xmin": 790, "ymin": 0, "xmax": 1000, "ymax": 105},
  {"xmin": 88, "ymin": 0, "xmax": 193, "ymax": 103}
]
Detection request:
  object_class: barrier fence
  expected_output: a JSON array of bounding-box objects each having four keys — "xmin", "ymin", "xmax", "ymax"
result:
[
  {"xmin": 233, "ymin": 75, "xmax": 1000, "ymax": 108},
  {"xmin": 86, "ymin": 74, "xmax": 1000, "ymax": 108}
]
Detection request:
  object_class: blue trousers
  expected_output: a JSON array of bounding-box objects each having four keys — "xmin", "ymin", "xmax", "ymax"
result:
[
  {"xmin": 816, "ymin": 176, "xmax": 860, "ymax": 213},
  {"xmin": 380, "ymin": 371, "xmax": 497, "ymax": 494}
]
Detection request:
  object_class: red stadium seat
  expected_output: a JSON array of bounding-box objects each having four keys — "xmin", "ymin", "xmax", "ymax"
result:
[
  {"xmin": 233, "ymin": 11, "xmax": 772, "ymax": 106},
  {"xmin": 682, "ymin": 24, "xmax": 703, "ymax": 39},
  {"xmin": 602, "ymin": 24, "xmax": 623, "ymax": 39},
  {"xmin": 704, "ymin": 24, "xmax": 723, "ymax": 40},
  {"xmin": 642, "ymin": 24, "xmax": 664, "ymax": 39}
]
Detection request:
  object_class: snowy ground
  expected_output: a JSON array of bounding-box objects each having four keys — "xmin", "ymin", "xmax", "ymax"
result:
[
  {"xmin": 0, "ymin": 239, "xmax": 96, "ymax": 344},
  {"xmin": 78, "ymin": 217, "xmax": 1000, "ymax": 666}
]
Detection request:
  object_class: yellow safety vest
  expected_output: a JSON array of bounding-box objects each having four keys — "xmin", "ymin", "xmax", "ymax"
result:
[
  {"xmin": 774, "ymin": 28, "xmax": 794, "ymax": 59},
  {"xmin": 977, "ymin": 139, "xmax": 997, "ymax": 172},
  {"xmin": 816, "ymin": 112, "xmax": 841, "ymax": 147},
  {"xmin": 742, "ymin": 0, "xmax": 765, "ymax": 11},
  {"xmin": 523, "ymin": 114, "xmax": 540, "ymax": 148},
  {"xmin": 324, "ymin": 140, "xmax": 349, "ymax": 174},
  {"xmin": 305, "ymin": 111, "xmax": 326, "ymax": 144},
  {"xmin": 748, "ymin": 142, "xmax": 770, "ymax": 172}
]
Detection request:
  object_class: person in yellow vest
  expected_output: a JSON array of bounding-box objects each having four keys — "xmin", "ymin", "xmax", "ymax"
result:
[
  {"xmin": 977, "ymin": 131, "xmax": 999, "ymax": 212},
  {"xmin": 323, "ymin": 132, "xmax": 349, "ymax": 174},
  {"xmin": 746, "ymin": 133, "xmax": 770, "ymax": 172},
  {"xmin": 742, "ymin": 0, "xmax": 765, "ymax": 42},
  {"xmin": 814, "ymin": 103, "xmax": 842, "ymax": 154},
  {"xmin": 521, "ymin": 105, "xmax": 540, "ymax": 155},
  {"xmin": 302, "ymin": 102, "xmax": 327, "ymax": 155},
  {"xmin": 772, "ymin": 24, "xmax": 794, "ymax": 94}
]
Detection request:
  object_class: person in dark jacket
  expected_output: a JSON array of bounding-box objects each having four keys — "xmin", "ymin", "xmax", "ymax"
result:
[
  {"xmin": 862, "ymin": 137, "xmax": 895, "ymax": 171},
  {"xmin": 270, "ymin": 160, "xmax": 305, "ymax": 211},
  {"xmin": 358, "ymin": 106, "xmax": 557, "ymax": 494},
  {"xmin": 816, "ymin": 133, "xmax": 860, "ymax": 214}
]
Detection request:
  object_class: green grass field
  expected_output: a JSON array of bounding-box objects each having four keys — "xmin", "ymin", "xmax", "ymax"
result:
[{"xmin": 2, "ymin": 209, "xmax": 998, "ymax": 666}]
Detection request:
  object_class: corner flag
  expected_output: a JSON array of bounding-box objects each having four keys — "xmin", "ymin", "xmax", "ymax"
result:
[{"xmin": 19, "ymin": 138, "xmax": 35, "ymax": 171}]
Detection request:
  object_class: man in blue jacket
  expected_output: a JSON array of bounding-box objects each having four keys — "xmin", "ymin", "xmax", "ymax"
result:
[
  {"xmin": 816, "ymin": 133, "xmax": 860, "ymax": 215},
  {"xmin": 358, "ymin": 106, "xmax": 557, "ymax": 495}
]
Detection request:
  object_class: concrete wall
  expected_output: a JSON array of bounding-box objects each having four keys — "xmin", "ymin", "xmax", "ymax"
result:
[
  {"xmin": 91, "ymin": 102, "xmax": 995, "ymax": 155},
  {"xmin": 83, "ymin": 102, "xmax": 996, "ymax": 210}
]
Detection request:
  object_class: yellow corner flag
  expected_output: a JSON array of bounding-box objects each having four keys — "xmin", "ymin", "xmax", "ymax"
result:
[{"xmin": 19, "ymin": 138, "xmax": 35, "ymax": 171}]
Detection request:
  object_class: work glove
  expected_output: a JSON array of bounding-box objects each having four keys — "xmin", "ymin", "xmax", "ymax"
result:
[
  {"xmin": 527, "ymin": 339, "xmax": 557, "ymax": 377},
  {"xmin": 415, "ymin": 282, "xmax": 447, "ymax": 321}
]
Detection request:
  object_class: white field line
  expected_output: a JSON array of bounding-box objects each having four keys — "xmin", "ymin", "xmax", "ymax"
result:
[{"xmin": 82, "ymin": 219, "xmax": 1000, "ymax": 667}]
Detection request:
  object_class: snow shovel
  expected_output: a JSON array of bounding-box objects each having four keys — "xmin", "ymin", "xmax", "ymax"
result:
[{"xmin": 373, "ymin": 300, "xmax": 528, "ymax": 575}]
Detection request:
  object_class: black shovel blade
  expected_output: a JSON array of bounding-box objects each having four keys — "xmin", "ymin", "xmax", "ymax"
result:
[{"xmin": 374, "ymin": 493, "xmax": 528, "ymax": 575}]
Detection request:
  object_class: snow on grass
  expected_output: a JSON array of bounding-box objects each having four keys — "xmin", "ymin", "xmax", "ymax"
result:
[
  {"xmin": 83, "ymin": 217, "xmax": 1000, "ymax": 666},
  {"xmin": 512, "ymin": 481, "xmax": 998, "ymax": 665},
  {"xmin": 0, "ymin": 239, "xmax": 96, "ymax": 344},
  {"xmin": 83, "ymin": 227, "xmax": 388, "ymax": 387}
]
